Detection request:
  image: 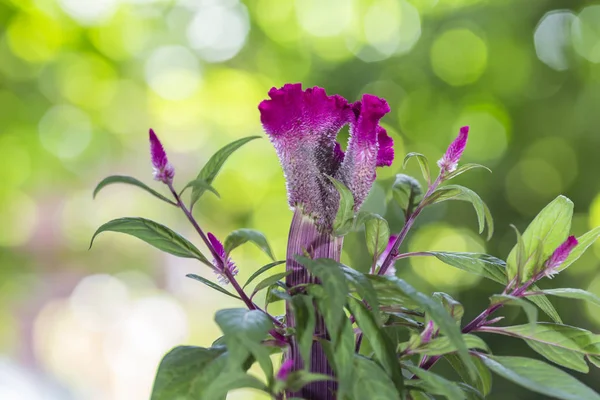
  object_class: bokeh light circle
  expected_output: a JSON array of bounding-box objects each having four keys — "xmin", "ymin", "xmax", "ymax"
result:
[
  {"xmin": 534, "ymin": 10, "xmax": 576, "ymax": 71},
  {"xmin": 295, "ymin": 0, "xmax": 353, "ymax": 37},
  {"xmin": 145, "ymin": 45, "xmax": 201, "ymax": 101},
  {"xmin": 431, "ymin": 28, "xmax": 488, "ymax": 86},
  {"xmin": 572, "ymin": 5, "xmax": 600, "ymax": 64},
  {"xmin": 38, "ymin": 105, "xmax": 92, "ymax": 159},
  {"xmin": 58, "ymin": 0, "xmax": 119, "ymax": 25}
]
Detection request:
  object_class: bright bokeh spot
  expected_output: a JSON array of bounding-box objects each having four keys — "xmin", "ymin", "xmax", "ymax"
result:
[
  {"xmin": 572, "ymin": 5, "xmax": 600, "ymax": 63},
  {"xmin": 187, "ymin": 0, "xmax": 250, "ymax": 62},
  {"xmin": 295, "ymin": 0, "xmax": 354, "ymax": 37},
  {"xmin": 454, "ymin": 104, "xmax": 511, "ymax": 162},
  {"xmin": 409, "ymin": 223, "xmax": 484, "ymax": 290},
  {"xmin": 255, "ymin": 0, "xmax": 301, "ymax": 44},
  {"xmin": 145, "ymin": 45, "xmax": 201, "ymax": 101},
  {"xmin": 431, "ymin": 29, "xmax": 488, "ymax": 86},
  {"xmin": 7, "ymin": 10, "xmax": 65, "ymax": 63},
  {"xmin": 534, "ymin": 10, "xmax": 576, "ymax": 71},
  {"xmin": 524, "ymin": 137, "xmax": 578, "ymax": 187},
  {"xmin": 38, "ymin": 105, "xmax": 92, "ymax": 159},
  {"xmin": 0, "ymin": 192, "xmax": 37, "ymax": 247},
  {"xmin": 58, "ymin": 0, "xmax": 119, "ymax": 25},
  {"xmin": 88, "ymin": 9, "xmax": 152, "ymax": 60}
]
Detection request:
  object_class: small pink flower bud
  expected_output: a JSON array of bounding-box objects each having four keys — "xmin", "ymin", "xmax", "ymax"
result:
[
  {"xmin": 421, "ymin": 320, "xmax": 435, "ymax": 343},
  {"xmin": 437, "ymin": 126, "xmax": 469, "ymax": 174},
  {"xmin": 544, "ymin": 236, "xmax": 578, "ymax": 278},
  {"xmin": 207, "ymin": 232, "xmax": 238, "ymax": 285},
  {"xmin": 276, "ymin": 359, "xmax": 294, "ymax": 381},
  {"xmin": 149, "ymin": 129, "xmax": 175, "ymax": 184}
]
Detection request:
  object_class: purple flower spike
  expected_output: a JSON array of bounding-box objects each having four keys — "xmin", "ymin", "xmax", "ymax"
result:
[
  {"xmin": 259, "ymin": 84, "xmax": 393, "ymax": 229},
  {"xmin": 437, "ymin": 126, "xmax": 469, "ymax": 174},
  {"xmin": 544, "ymin": 235, "xmax": 578, "ymax": 278},
  {"xmin": 207, "ymin": 232, "xmax": 238, "ymax": 284},
  {"xmin": 276, "ymin": 359, "xmax": 294, "ymax": 381},
  {"xmin": 421, "ymin": 320, "xmax": 435, "ymax": 344},
  {"xmin": 149, "ymin": 129, "xmax": 175, "ymax": 184}
]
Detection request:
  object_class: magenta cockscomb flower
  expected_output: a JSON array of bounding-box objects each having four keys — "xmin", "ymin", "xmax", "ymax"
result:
[
  {"xmin": 543, "ymin": 235, "xmax": 578, "ymax": 278},
  {"xmin": 437, "ymin": 126, "xmax": 469, "ymax": 174},
  {"xmin": 259, "ymin": 84, "xmax": 394, "ymax": 229},
  {"xmin": 207, "ymin": 232, "xmax": 238, "ymax": 284},
  {"xmin": 276, "ymin": 358, "xmax": 294, "ymax": 381},
  {"xmin": 149, "ymin": 129, "xmax": 175, "ymax": 184}
]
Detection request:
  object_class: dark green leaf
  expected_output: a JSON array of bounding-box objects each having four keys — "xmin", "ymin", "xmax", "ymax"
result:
[
  {"xmin": 93, "ymin": 175, "xmax": 176, "ymax": 205},
  {"xmin": 527, "ymin": 288, "xmax": 600, "ymax": 308},
  {"xmin": 560, "ymin": 226, "xmax": 600, "ymax": 273},
  {"xmin": 224, "ymin": 229, "xmax": 276, "ymax": 260},
  {"xmin": 190, "ymin": 136, "xmax": 260, "ymax": 209},
  {"xmin": 201, "ymin": 372, "xmax": 268, "ymax": 399},
  {"xmin": 426, "ymin": 184, "xmax": 494, "ymax": 240},
  {"xmin": 404, "ymin": 363, "xmax": 465, "ymax": 400},
  {"xmin": 481, "ymin": 355, "xmax": 600, "ymax": 400},
  {"xmin": 327, "ymin": 176, "xmax": 355, "ymax": 236},
  {"xmin": 319, "ymin": 316, "xmax": 355, "ymax": 398},
  {"xmin": 444, "ymin": 163, "xmax": 491, "ymax": 181},
  {"xmin": 90, "ymin": 217, "xmax": 211, "ymax": 266},
  {"xmin": 433, "ymin": 292, "xmax": 464, "ymax": 324},
  {"xmin": 490, "ymin": 294, "xmax": 537, "ymax": 327},
  {"xmin": 510, "ymin": 224, "xmax": 526, "ymax": 283},
  {"xmin": 364, "ymin": 214, "xmax": 390, "ymax": 259},
  {"xmin": 243, "ymin": 260, "xmax": 285, "ymax": 289},
  {"xmin": 186, "ymin": 274, "xmax": 241, "ymax": 300},
  {"xmin": 291, "ymin": 295, "xmax": 316, "ymax": 368},
  {"xmin": 251, "ymin": 271, "xmax": 291, "ymax": 298},
  {"xmin": 342, "ymin": 266, "xmax": 381, "ymax": 324},
  {"xmin": 348, "ymin": 297, "xmax": 404, "ymax": 394},
  {"xmin": 506, "ymin": 195, "xmax": 573, "ymax": 282},
  {"xmin": 414, "ymin": 334, "xmax": 489, "ymax": 356},
  {"xmin": 392, "ymin": 174, "xmax": 423, "ymax": 212},
  {"xmin": 180, "ymin": 178, "xmax": 220, "ymax": 199},
  {"xmin": 353, "ymin": 356, "xmax": 400, "ymax": 400},
  {"xmin": 588, "ymin": 354, "xmax": 600, "ymax": 368},
  {"xmin": 285, "ymin": 371, "xmax": 334, "ymax": 392},
  {"xmin": 403, "ymin": 152, "xmax": 431, "ymax": 184},
  {"xmin": 446, "ymin": 353, "xmax": 492, "ymax": 396}
]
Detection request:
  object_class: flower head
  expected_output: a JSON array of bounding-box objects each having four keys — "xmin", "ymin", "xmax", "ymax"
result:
[
  {"xmin": 207, "ymin": 232, "xmax": 238, "ymax": 284},
  {"xmin": 259, "ymin": 84, "xmax": 393, "ymax": 229},
  {"xmin": 543, "ymin": 235, "xmax": 578, "ymax": 278},
  {"xmin": 276, "ymin": 359, "xmax": 294, "ymax": 381},
  {"xmin": 437, "ymin": 126, "xmax": 469, "ymax": 174},
  {"xmin": 149, "ymin": 129, "xmax": 175, "ymax": 184}
]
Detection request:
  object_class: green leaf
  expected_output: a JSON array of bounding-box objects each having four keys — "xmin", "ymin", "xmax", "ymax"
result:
[
  {"xmin": 510, "ymin": 224, "xmax": 526, "ymax": 283},
  {"xmin": 414, "ymin": 334, "xmax": 489, "ymax": 356},
  {"xmin": 347, "ymin": 297, "xmax": 404, "ymax": 394},
  {"xmin": 201, "ymin": 372, "xmax": 268, "ymax": 399},
  {"xmin": 342, "ymin": 266, "xmax": 380, "ymax": 324},
  {"xmin": 490, "ymin": 294, "xmax": 537, "ymax": 327},
  {"xmin": 444, "ymin": 163, "xmax": 491, "ymax": 181},
  {"xmin": 186, "ymin": 274, "xmax": 241, "ymax": 300},
  {"xmin": 428, "ymin": 252, "xmax": 506, "ymax": 284},
  {"xmin": 392, "ymin": 173, "xmax": 423, "ymax": 212},
  {"xmin": 93, "ymin": 175, "xmax": 176, "ymax": 205},
  {"xmin": 243, "ymin": 260, "xmax": 285, "ymax": 289},
  {"xmin": 370, "ymin": 276, "xmax": 477, "ymax": 380},
  {"xmin": 251, "ymin": 271, "xmax": 291, "ymax": 298},
  {"xmin": 297, "ymin": 257, "xmax": 349, "ymax": 339},
  {"xmin": 560, "ymin": 226, "xmax": 600, "ymax": 272},
  {"xmin": 364, "ymin": 214, "xmax": 390, "ymax": 259},
  {"xmin": 319, "ymin": 316, "xmax": 355, "ymax": 398},
  {"xmin": 90, "ymin": 217, "xmax": 211, "ymax": 266},
  {"xmin": 481, "ymin": 355, "xmax": 600, "ymax": 400},
  {"xmin": 426, "ymin": 184, "xmax": 494, "ymax": 240},
  {"xmin": 403, "ymin": 152, "xmax": 431, "ymax": 184},
  {"xmin": 284, "ymin": 371, "xmax": 334, "ymax": 392},
  {"xmin": 528, "ymin": 284, "xmax": 563, "ymax": 324},
  {"xmin": 151, "ymin": 345, "xmax": 227, "ymax": 400},
  {"xmin": 224, "ymin": 229, "xmax": 276, "ymax": 260},
  {"xmin": 506, "ymin": 195, "xmax": 573, "ymax": 282},
  {"xmin": 291, "ymin": 295, "xmax": 316, "ymax": 368},
  {"xmin": 588, "ymin": 354, "xmax": 600, "ymax": 368},
  {"xmin": 446, "ymin": 353, "xmax": 492, "ymax": 397},
  {"xmin": 433, "ymin": 292, "xmax": 464, "ymax": 324},
  {"xmin": 404, "ymin": 363, "xmax": 465, "ymax": 400},
  {"xmin": 525, "ymin": 338, "xmax": 589, "ymax": 373},
  {"xmin": 527, "ymin": 288, "xmax": 600, "ymax": 308},
  {"xmin": 327, "ymin": 175, "xmax": 355, "ymax": 236},
  {"xmin": 353, "ymin": 356, "xmax": 401, "ymax": 400},
  {"xmin": 180, "ymin": 178, "xmax": 220, "ymax": 199},
  {"xmin": 190, "ymin": 136, "xmax": 260, "ymax": 209}
]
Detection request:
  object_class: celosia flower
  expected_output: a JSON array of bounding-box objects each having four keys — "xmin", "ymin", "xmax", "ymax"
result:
[
  {"xmin": 437, "ymin": 126, "xmax": 469, "ymax": 174},
  {"xmin": 259, "ymin": 84, "xmax": 393, "ymax": 229},
  {"xmin": 149, "ymin": 129, "xmax": 175, "ymax": 184},
  {"xmin": 207, "ymin": 232, "xmax": 238, "ymax": 284},
  {"xmin": 377, "ymin": 235, "xmax": 398, "ymax": 275},
  {"xmin": 543, "ymin": 235, "xmax": 578, "ymax": 278},
  {"xmin": 276, "ymin": 359, "xmax": 294, "ymax": 381},
  {"xmin": 420, "ymin": 320, "xmax": 435, "ymax": 344}
]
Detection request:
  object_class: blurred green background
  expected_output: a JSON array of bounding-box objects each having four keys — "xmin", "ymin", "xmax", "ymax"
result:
[{"xmin": 1, "ymin": 0, "xmax": 600, "ymax": 398}]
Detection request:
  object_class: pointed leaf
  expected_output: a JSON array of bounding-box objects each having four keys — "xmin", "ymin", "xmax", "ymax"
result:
[
  {"xmin": 445, "ymin": 353, "xmax": 492, "ymax": 396},
  {"xmin": 290, "ymin": 295, "xmax": 316, "ymax": 368},
  {"xmin": 224, "ymin": 229, "xmax": 276, "ymax": 260},
  {"xmin": 528, "ymin": 284, "xmax": 563, "ymax": 323},
  {"xmin": 392, "ymin": 173, "xmax": 423, "ymax": 212},
  {"xmin": 444, "ymin": 163, "xmax": 491, "ymax": 181},
  {"xmin": 190, "ymin": 136, "xmax": 260, "ymax": 208},
  {"xmin": 90, "ymin": 217, "xmax": 211, "ymax": 265},
  {"xmin": 414, "ymin": 334, "xmax": 489, "ymax": 356},
  {"xmin": 243, "ymin": 260, "xmax": 285, "ymax": 289},
  {"xmin": 481, "ymin": 355, "xmax": 600, "ymax": 400},
  {"xmin": 404, "ymin": 363, "xmax": 465, "ymax": 400},
  {"xmin": 93, "ymin": 175, "xmax": 176, "ymax": 205},
  {"xmin": 428, "ymin": 252, "xmax": 506, "ymax": 284},
  {"xmin": 527, "ymin": 288, "xmax": 600, "ymax": 308},
  {"xmin": 342, "ymin": 266, "xmax": 381, "ymax": 323},
  {"xmin": 181, "ymin": 178, "xmax": 220, "ymax": 199},
  {"xmin": 364, "ymin": 214, "xmax": 390, "ymax": 259},
  {"xmin": 251, "ymin": 271, "xmax": 291, "ymax": 298},
  {"xmin": 353, "ymin": 356, "xmax": 401, "ymax": 400},
  {"xmin": 403, "ymin": 152, "xmax": 431, "ymax": 184},
  {"xmin": 186, "ymin": 274, "xmax": 241, "ymax": 300}
]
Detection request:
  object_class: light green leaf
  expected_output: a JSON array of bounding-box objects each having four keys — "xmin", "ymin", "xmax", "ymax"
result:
[
  {"xmin": 364, "ymin": 214, "xmax": 390, "ymax": 259},
  {"xmin": 446, "ymin": 353, "xmax": 492, "ymax": 397},
  {"xmin": 527, "ymin": 288, "xmax": 600, "ymax": 308},
  {"xmin": 403, "ymin": 152, "xmax": 431, "ymax": 184},
  {"xmin": 481, "ymin": 355, "xmax": 600, "ymax": 400},
  {"xmin": 528, "ymin": 284, "xmax": 563, "ymax": 323},
  {"xmin": 243, "ymin": 260, "xmax": 285, "ymax": 289},
  {"xmin": 190, "ymin": 136, "xmax": 260, "ymax": 209},
  {"xmin": 180, "ymin": 178, "xmax": 220, "ymax": 199},
  {"xmin": 327, "ymin": 176, "xmax": 355, "ymax": 236},
  {"xmin": 525, "ymin": 338, "xmax": 589, "ymax": 373},
  {"xmin": 433, "ymin": 292, "xmax": 464, "ymax": 324},
  {"xmin": 426, "ymin": 184, "xmax": 494, "ymax": 240},
  {"xmin": 490, "ymin": 294, "xmax": 537, "ymax": 327},
  {"xmin": 506, "ymin": 195, "xmax": 573, "ymax": 282},
  {"xmin": 560, "ymin": 226, "xmax": 600, "ymax": 272},
  {"xmin": 90, "ymin": 217, "xmax": 211, "ymax": 266},
  {"xmin": 414, "ymin": 334, "xmax": 489, "ymax": 356},
  {"xmin": 404, "ymin": 363, "xmax": 465, "ymax": 400},
  {"xmin": 186, "ymin": 274, "xmax": 241, "ymax": 300},
  {"xmin": 444, "ymin": 163, "xmax": 492, "ymax": 181},
  {"xmin": 290, "ymin": 295, "xmax": 316, "ymax": 368},
  {"xmin": 224, "ymin": 229, "xmax": 275, "ymax": 260},
  {"xmin": 251, "ymin": 271, "xmax": 291, "ymax": 298},
  {"xmin": 353, "ymin": 356, "xmax": 401, "ymax": 400},
  {"xmin": 93, "ymin": 175, "xmax": 176, "ymax": 205},
  {"xmin": 428, "ymin": 252, "xmax": 506, "ymax": 284},
  {"xmin": 392, "ymin": 173, "xmax": 423, "ymax": 212},
  {"xmin": 201, "ymin": 372, "xmax": 268, "ymax": 399}
]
